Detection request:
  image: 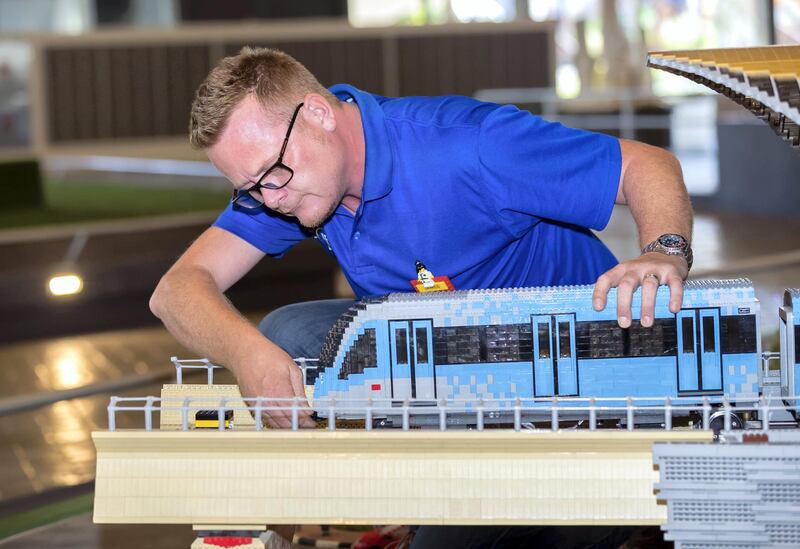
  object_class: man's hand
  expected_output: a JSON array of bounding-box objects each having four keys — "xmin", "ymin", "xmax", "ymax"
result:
[
  {"xmin": 235, "ymin": 352, "xmax": 316, "ymax": 429},
  {"xmin": 592, "ymin": 252, "xmax": 688, "ymax": 328}
]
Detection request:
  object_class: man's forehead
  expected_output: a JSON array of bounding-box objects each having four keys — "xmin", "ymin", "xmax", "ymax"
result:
[{"xmin": 223, "ymin": 97, "xmax": 276, "ymax": 144}]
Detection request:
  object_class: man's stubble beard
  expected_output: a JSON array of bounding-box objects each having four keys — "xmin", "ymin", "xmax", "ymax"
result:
[{"xmin": 298, "ymin": 194, "xmax": 340, "ymax": 230}]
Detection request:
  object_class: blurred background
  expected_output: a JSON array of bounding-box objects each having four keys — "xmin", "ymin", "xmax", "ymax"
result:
[{"xmin": 0, "ymin": 1, "xmax": 798, "ymax": 547}]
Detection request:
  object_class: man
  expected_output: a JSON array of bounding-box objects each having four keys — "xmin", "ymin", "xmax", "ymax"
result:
[
  {"xmin": 151, "ymin": 46, "xmax": 692, "ymax": 428},
  {"xmin": 150, "ymin": 44, "xmax": 690, "ymax": 549}
]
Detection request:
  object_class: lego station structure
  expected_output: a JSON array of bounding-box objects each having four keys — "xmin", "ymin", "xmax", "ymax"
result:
[
  {"xmin": 646, "ymin": 44, "xmax": 799, "ymax": 152},
  {"xmin": 93, "ymin": 282, "xmax": 800, "ymax": 549},
  {"xmin": 91, "ymin": 47, "xmax": 800, "ymax": 549}
]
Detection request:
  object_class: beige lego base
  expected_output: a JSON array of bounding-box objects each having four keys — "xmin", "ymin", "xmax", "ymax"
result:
[
  {"xmin": 93, "ymin": 429, "xmax": 710, "ymax": 526},
  {"xmin": 160, "ymin": 384, "xmax": 255, "ymax": 430}
]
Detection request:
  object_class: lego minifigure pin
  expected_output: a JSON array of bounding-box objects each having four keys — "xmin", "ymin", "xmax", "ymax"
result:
[{"xmin": 410, "ymin": 260, "xmax": 455, "ymax": 293}]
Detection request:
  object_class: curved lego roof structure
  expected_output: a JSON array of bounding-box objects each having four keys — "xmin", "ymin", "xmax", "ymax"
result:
[{"xmin": 647, "ymin": 45, "xmax": 799, "ymax": 152}]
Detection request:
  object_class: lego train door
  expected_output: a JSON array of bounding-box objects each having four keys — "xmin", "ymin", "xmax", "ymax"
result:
[
  {"xmin": 676, "ymin": 309, "xmax": 722, "ymax": 393},
  {"xmin": 532, "ymin": 314, "xmax": 578, "ymax": 397},
  {"xmin": 779, "ymin": 293, "xmax": 796, "ymax": 399},
  {"xmin": 389, "ymin": 320, "xmax": 435, "ymax": 400}
]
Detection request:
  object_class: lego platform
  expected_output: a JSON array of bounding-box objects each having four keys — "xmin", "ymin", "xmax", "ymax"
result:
[{"xmin": 92, "ymin": 429, "xmax": 710, "ymax": 527}]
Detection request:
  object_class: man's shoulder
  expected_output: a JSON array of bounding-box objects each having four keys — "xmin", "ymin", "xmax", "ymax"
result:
[{"xmin": 377, "ymin": 93, "xmax": 502, "ymax": 128}]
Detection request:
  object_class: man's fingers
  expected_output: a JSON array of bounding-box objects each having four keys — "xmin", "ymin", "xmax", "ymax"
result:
[
  {"xmin": 263, "ymin": 409, "xmax": 290, "ymax": 429},
  {"xmin": 288, "ymin": 366, "xmax": 317, "ymax": 427},
  {"xmin": 640, "ymin": 273, "xmax": 660, "ymax": 327},
  {"xmin": 592, "ymin": 272, "xmax": 616, "ymax": 311},
  {"xmin": 290, "ymin": 364, "xmax": 309, "ymax": 400},
  {"xmin": 595, "ymin": 256, "xmax": 687, "ymax": 328},
  {"xmin": 260, "ymin": 391, "xmax": 296, "ymax": 429},
  {"xmin": 666, "ymin": 273, "xmax": 684, "ymax": 313},
  {"xmin": 615, "ymin": 273, "xmax": 638, "ymax": 328}
]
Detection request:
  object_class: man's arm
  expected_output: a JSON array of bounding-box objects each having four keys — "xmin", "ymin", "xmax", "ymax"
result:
[
  {"xmin": 592, "ymin": 139, "xmax": 693, "ymax": 328},
  {"xmin": 149, "ymin": 226, "xmax": 314, "ymax": 428}
]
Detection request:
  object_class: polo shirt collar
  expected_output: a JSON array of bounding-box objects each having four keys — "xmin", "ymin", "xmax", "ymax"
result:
[{"xmin": 329, "ymin": 84, "xmax": 393, "ymax": 202}]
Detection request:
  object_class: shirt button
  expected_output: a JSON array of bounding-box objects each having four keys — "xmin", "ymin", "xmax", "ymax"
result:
[{"xmin": 353, "ymin": 231, "xmax": 360, "ymax": 240}]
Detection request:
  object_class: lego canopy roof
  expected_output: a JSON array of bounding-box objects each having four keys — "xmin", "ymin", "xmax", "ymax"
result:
[{"xmin": 647, "ymin": 45, "xmax": 799, "ymax": 153}]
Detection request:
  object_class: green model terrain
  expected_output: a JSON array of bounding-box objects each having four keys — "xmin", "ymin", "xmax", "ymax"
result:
[{"xmin": 1, "ymin": 179, "xmax": 229, "ymax": 230}]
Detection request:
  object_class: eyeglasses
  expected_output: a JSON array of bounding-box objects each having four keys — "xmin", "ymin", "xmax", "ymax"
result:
[{"xmin": 231, "ymin": 102, "xmax": 304, "ymax": 209}]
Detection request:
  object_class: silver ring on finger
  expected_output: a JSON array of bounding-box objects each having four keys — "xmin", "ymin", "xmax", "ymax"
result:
[{"xmin": 643, "ymin": 273, "xmax": 660, "ymax": 284}]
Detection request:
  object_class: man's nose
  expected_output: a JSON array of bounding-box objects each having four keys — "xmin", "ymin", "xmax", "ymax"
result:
[{"xmin": 261, "ymin": 187, "xmax": 287, "ymax": 209}]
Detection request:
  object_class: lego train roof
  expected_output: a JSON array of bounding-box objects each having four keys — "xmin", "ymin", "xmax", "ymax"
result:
[
  {"xmin": 380, "ymin": 278, "xmax": 753, "ymax": 304},
  {"xmin": 786, "ymin": 288, "xmax": 800, "ymax": 311},
  {"xmin": 318, "ymin": 279, "xmax": 755, "ymax": 368}
]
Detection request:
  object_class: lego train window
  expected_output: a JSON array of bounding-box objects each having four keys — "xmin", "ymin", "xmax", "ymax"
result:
[
  {"xmin": 415, "ymin": 327, "xmax": 429, "ymax": 362},
  {"xmin": 702, "ymin": 316, "xmax": 716, "ymax": 353},
  {"xmin": 338, "ymin": 328, "xmax": 378, "ymax": 380},
  {"xmin": 485, "ymin": 324, "xmax": 532, "ymax": 362},
  {"xmin": 395, "ymin": 328, "xmax": 408, "ymax": 363},
  {"xmin": 433, "ymin": 323, "xmax": 532, "ymax": 365},
  {"xmin": 575, "ymin": 319, "xmax": 677, "ymax": 359},
  {"xmin": 558, "ymin": 322, "xmax": 572, "ymax": 358},
  {"xmin": 437, "ymin": 326, "xmax": 482, "ymax": 364},
  {"xmin": 720, "ymin": 315, "xmax": 758, "ymax": 354},
  {"xmin": 538, "ymin": 324, "xmax": 551, "ymax": 359},
  {"xmin": 319, "ymin": 303, "xmax": 363, "ymax": 368},
  {"xmin": 681, "ymin": 317, "xmax": 694, "ymax": 353},
  {"xmin": 627, "ymin": 321, "xmax": 676, "ymax": 357}
]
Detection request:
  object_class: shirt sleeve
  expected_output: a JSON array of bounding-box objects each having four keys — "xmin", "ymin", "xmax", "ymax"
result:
[
  {"xmin": 477, "ymin": 104, "xmax": 621, "ymax": 237},
  {"xmin": 213, "ymin": 203, "xmax": 311, "ymax": 258}
]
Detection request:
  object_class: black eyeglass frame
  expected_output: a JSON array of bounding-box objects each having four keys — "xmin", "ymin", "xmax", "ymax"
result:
[{"xmin": 231, "ymin": 102, "xmax": 304, "ymax": 209}]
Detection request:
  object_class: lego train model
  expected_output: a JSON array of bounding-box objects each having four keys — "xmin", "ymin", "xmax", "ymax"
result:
[{"xmin": 310, "ymin": 280, "xmax": 800, "ymax": 427}]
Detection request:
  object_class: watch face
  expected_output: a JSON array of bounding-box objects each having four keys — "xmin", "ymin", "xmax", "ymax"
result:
[{"xmin": 659, "ymin": 234, "xmax": 686, "ymax": 248}]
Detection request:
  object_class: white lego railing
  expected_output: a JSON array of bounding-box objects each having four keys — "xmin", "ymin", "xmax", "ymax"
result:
[
  {"xmin": 105, "ymin": 394, "xmax": 799, "ymax": 434},
  {"xmin": 170, "ymin": 356, "xmax": 320, "ymax": 385},
  {"xmin": 170, "ymin": 357, "xmax": 223, "ymax": 385},
  {"xmin": 110, "ymin": 357, "xmax": 792, "ymax": 435}
]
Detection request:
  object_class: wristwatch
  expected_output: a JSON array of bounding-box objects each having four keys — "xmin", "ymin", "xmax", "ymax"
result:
[{"xmin": 641, "ymin": 233, "xmax": 693, "ymax": 271}]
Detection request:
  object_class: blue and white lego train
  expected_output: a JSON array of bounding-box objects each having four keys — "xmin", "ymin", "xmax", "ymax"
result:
[
  {"xmin": 312, "ymin": 280, "xmax": 800, "ymax": 426},
  {"xmin": 781, "ymin": 288, "xmax": 800, "ymax": 403}
]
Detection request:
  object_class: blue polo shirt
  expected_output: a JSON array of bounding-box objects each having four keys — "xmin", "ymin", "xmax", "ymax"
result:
[{"xmin": 214, "ymin": 84, "xmax": 621, "ymax": 298}]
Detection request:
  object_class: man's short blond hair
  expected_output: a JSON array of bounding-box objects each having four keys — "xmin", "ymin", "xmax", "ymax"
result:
[{"xmin": 189, "ymin": 46, "xmax": 336, "ymax": 149}]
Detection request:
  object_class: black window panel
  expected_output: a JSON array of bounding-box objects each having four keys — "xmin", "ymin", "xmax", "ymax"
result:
[
  {"xmin": 320, "ymin": 303, "xmax": 366, "ymax": 368},
  {"xmin": 702, "ymin": 316, "xmax": 716, "ymax": 353},
  {"xmin": 621, "ymin": 328, "xmax": 632, "ymax": 357},
  {"xmin": 795, "ymin": 326, "xmax": 800, "ymax": 365},
  {"xmin": 338, "ymin": 328, "xmax": 377, "ymax": 380},
  {"xmin": 415, "ymin": 327, "xmax": 429, "ymax": 363},
  {"xmin": 575, "ymin": 319, "xmax": 677, "ymax": 359},
  {"xmin": 395, "ymin": 328, "xmax": 408, "ymax": 364},
  {"xmin": 518, "ymin": 323, "xmax": 533, "ymax": 362},
  {"xmin": 433, "ymin": 323, "xmax": 533, "ymax": 364},
  {"xmin": 485, "ymin": 324, "xmax": 530, "ymax": 362},
  {"xmin": 478, "ymin": 327, "xmax": 488, "ymax": 362},
  {"xmin": 433, "ymin": 326, "xmax": 480, "ymax": 364},
  {"xmin": 682, "ymin": 317, "xmax": 695, "ymax": 353},
  {"xmin": 629, "ymin": 321, "xmax": 672, "ymax": 357},
  {"xmin": 538, "ymin": 323, "xmax": 551, "ymax": 359},
  {"xmin": 720, "ymin": 315, "xmax": 758, "ymax": 354},
  {"xmin": 558, "ymin": 321, "xmax": 572, "ymax": 358},
  {"xmin": 452, "ymin": 326, "xmax": 481, "ymax": 364}
]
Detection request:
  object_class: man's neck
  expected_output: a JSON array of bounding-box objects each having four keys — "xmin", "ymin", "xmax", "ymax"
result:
[{"xmin": 339, "ymin": 102, "xmax": 365, "ymax": 215}]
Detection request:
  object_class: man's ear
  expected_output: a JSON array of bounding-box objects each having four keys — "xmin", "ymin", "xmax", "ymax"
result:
[{"xmin": 303, "ymin": 93, "xmax": 337, "ymax": 132}]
